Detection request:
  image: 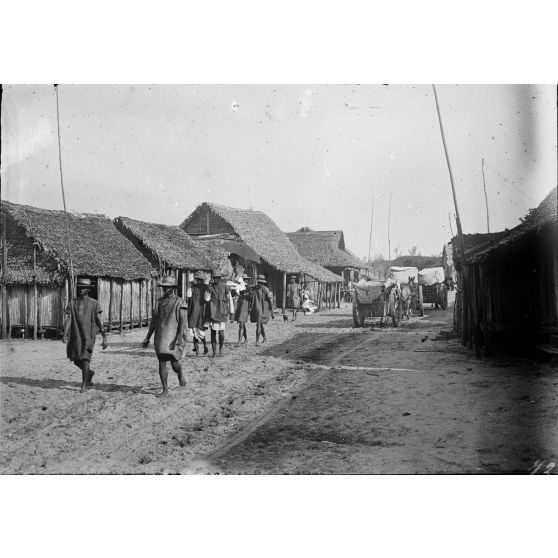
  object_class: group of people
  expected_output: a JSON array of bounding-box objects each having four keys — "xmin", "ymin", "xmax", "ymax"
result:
[{"xmin": 63, "ymin": 269, "xmax": 277, "ymax": 396}]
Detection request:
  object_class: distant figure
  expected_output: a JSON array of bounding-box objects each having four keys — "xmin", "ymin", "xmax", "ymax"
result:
[
  {"xmin": 234, "ymin": 273, "xmax": 251, "ymax": 346},
  {"xmin": 205, "ymin": 269, "xmax": 234, "ymax": 357},
  {"xmin": 285, "ymin": 275, "xmax": 301, "ymax": 321},
  {"xmin": 229, "ymin": 256, "xmax": 245, "ymax": 283},
  {"xmin": 63, "ymin": 277, "xmax": 108, "ymax": 394},
  {"xmin": 142, "ymin": 276, "xmax": 188, "ymax": 397},
  {"xmin": 187, "ymin": 271, "xmax": 209, "ymax": 356},
  {"xmin": 301, "ymin": 284, "xmax": 318, "ymax": 315},
  {"xmin": 250, "ymin": 274, "xmax": 275, "ymax": 345}
]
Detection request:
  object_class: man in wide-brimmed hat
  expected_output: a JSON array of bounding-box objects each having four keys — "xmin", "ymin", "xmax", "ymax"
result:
[
  {"xmin": 63, "ymin": 277, "xmax": 108, "ymax": 393},
  {"xmin": 250, "ymin": 274, "xmax": 275, "ymax": 345},
  {"xmin": 142, "ymin": 275, "xmax": 188, "ymax": 396},
  {"xmin": 187, "ymin": 270, "xmax": 209, "ymax": 356},
  {"xmin": 205, "ymin": 269, "xmax": 234, "ymax": 357}
]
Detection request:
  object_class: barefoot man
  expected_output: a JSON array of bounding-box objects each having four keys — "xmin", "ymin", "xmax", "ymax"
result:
[
  {"xmin": 205, "ymin": 269, "xmax": 234, "ymax": 357},
  {"xmin": 142, "ymin": 275, "xmax": 187, "ymax": 396},
  {"xmin": 63, "ymin": 277, "xmax": 108, "ymax": 393}
]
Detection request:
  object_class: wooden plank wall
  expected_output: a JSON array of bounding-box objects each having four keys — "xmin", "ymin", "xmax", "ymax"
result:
[
  {"xmin": 0, "ymin": 285, "xmax": 65, "ymax": 335},
  {"xmin": 0, "ymin": 278, "xmax": 155, "ymax": 336}
]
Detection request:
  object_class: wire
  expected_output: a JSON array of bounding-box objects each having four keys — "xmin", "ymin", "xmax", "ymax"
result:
[{"xmin": 483, "ymin": 160, "xmax": 537, "ymax": 204}]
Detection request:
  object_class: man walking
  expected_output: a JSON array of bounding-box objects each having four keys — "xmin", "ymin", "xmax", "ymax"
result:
[
  {"xmin": 63, "ymin": 277, "xmax": 108, "ymax": 393},
  {"xmin": 187, "ymin": 271, "xmax": 209, "ymax": 356},
  {"xmin": 250, "ymin": 274, "xmax": 275, "ymax": 345},
  {"xmin": 142, "ymin": 275, "xmax": 187, "ymax": 397},
  {"xmin": 205, "ymin": 269, "xmax": 234, "ymax": 357},
  {"xmin": 285, "ymin": 274, "xmax": 302, "ymax": 321}
]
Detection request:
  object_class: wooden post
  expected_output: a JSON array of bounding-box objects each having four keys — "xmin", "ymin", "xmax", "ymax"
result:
[
  {"xmin": 108, "ymin": 279, "xmax": 113, "ymax": 332},
  {"xmin": 33, "ymin": 245, "xmax": 38, "ymax": 340},
  {"xmin": 129, "ymin": 281, "xmax": 133, "ymax": 329},
  {"xmin": 119, "ymin": 281, "xmax": 124, "ymax": 333},
  {"xmin": 139, "ymin": 280, "xmax": 143, "ymax": 327},
  {"xmin": 282, "ymin": 272, "xmax": 286, "ymax": 315},
  {"xmin": 147, "ymin": 279, "xmax": 151, "ymax": 322},
  {"xmin": 23, "ymin": 287, "xmax": 28, "ymax": 339},
  {"xmin": 337, "ymin": 282, "xmax": 341, "ymax": 309}
]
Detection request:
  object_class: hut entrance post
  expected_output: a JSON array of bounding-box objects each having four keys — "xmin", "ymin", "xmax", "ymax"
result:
[
  {"xmin": 139, "ymin": 280, "xmax": 143, "ymax": 328},
  {"xmin": 108, "ymin": 279, "xmax": 113, "ymax": 332},
  {"xmin": 129, "ymin": 281, "xmax": 133, "ymax": 329},
  {"xmin": 119, "ymin": 281, "xmax": 124, "ymax": 334},
  {"xmin": 33, "ymin": 245, "xmax": 38, "ymax": 340},
  {"xmin": 282, "ymin": 272, "xmax": 286, "ymax": 315}
]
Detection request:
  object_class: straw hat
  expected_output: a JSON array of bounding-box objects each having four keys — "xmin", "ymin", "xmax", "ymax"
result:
[
  {"xmin": 158, "ymin": 275, "xmax": 178, "ymax": 287},
  {"xmin": 256, "ymin": 274, "xmax": 267, "ymax": 283},
  {"xmin": 194, "ymin": 271, "xmax": 205, "ymax": 280},
  {"xmin": 242, "ymin": 273, "xmax": 250, "ymax": 279},
  {"xmin": 76, "ymin": 278, "xmax": 95, "ymax": 289},
  {"xmin": 212, "ymin": 269, "xmax": 223, "ymax": 278}
]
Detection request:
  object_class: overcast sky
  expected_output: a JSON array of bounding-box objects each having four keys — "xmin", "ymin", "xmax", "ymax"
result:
[{"xmin": 2, "ymin": 84, "xmax": 556, "ymax": 259}]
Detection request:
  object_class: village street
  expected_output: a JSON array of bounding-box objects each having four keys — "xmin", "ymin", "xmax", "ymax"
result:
[{"xmin": 1, "ymin": 299, "xmax": 557, "ymax": 474}]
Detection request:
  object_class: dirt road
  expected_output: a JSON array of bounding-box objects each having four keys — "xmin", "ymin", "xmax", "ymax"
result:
[{"xmin": 1, "ymin": 302, "xmax": 557, "ymax": 474}]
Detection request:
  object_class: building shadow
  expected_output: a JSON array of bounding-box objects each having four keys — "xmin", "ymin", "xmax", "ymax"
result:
[{"xmin": 0, "ymin": 376, "xmax": 142, "ymax": 394}]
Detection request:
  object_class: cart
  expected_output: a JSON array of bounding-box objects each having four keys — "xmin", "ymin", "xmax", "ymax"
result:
[
  {"xmin": 417, "ymin": 267, "xmax": 448, "ymax": 316},
  {"xmin": 352, "ymin": 279, "xmax": 402, "ymax": 328}
]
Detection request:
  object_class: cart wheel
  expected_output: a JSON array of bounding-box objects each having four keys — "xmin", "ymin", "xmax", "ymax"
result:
[
  {"xmin": 352, "ymin": 303, "xmax": 360, "ymax": 328},
  {"xmin": 390, "ymin": 290, "xmax": 402, "ymax": 327}
]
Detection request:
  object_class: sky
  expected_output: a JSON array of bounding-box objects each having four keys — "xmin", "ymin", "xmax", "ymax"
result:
[{"xmin": 1, "ymin": 84, "xmax": 556, "ymax": 259}]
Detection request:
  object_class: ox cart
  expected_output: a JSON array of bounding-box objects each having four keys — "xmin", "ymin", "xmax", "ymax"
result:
[
  {"xmin": 417, "ymin": 267, "xmax": 448, "ymax": 316},
  {"xmin": 352, "ymin": 279, "xmax": 402, "ymax": 328}
]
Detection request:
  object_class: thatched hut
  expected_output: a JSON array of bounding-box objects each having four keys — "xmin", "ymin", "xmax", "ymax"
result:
[
  {"xmin": 114, "ymin": 216, "xmax": 229, "ymax": 299},
  {"xmin": 286, "ymin": 228, "xmax": 367, "ymax": 285},
  {"xmin": 453, "ymin": 187, "xmax": 557, "ymax": 361},
  {"xmin": 0, "ymin": 201, "xmax": 156, "ymax": 338},
  {"xmin": 180, "ymin": 203, "xmax": 342, "ymax": 312}
]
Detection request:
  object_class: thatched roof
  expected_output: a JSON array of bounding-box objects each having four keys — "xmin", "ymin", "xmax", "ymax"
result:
[
  {"xmin": 286, "ymin": 229, "xmax": 364, "ymax": 269},
  {"xmin": 181, "ymin": 203, "xmax": 342, "ymax": 282},
  {"xmin": 2, "ymin": 201, "xmax": 155, "ymax": 283},
  {"xmin": 455, "ymin": 186, "xmax": 557, "ymax": 264},
  {"xmin": 114, "ymin": 216, "xmax": 228, "ymax": 271}
]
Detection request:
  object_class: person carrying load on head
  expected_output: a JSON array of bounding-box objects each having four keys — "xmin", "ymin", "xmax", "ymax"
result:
[
  {"xmin": 142, "ymin": 275, "xmax": 188, "ymax": 397},
  {"xmin": 250, "ymin": 274, "xmax": 275, "ymax": 345},
  {"xmin": 63, "ymin": 277, "xmax": 108, "ymax": 394},
  {"xmin": 187, "ymin": 270, "xmax": 209, "ymax": 356},
  {"xmin": 205, "ymin": 269, "xmax": 234, "ymax": 357}
]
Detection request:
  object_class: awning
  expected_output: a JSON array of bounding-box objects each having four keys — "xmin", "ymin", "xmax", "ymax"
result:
[{"xmin": 220, "ymin": 240, "xmax": 261, "ymax": 263}]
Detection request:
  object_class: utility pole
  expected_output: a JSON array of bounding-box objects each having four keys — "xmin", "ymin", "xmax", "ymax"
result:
[
  {"xmin": 54, "ymin": 84, "xmax": 75, "ymax": 299},
  {"xmin": 367, "ymin": 192, "xmax": 374, "ymax": 263},
  {"xmin": 448, "ymin": 213, "xmax": 455, "ymax": 238},
  {"xmin": 481, "ymin": 157, "xmax": 490, "ymax": 232},
  {"xmin": 432, "ymin": 85, "xmax": 464, "ymax": 246},
  {"xmin": 387, "ymin": 192, "xmax": 393, "ymax": 268}
]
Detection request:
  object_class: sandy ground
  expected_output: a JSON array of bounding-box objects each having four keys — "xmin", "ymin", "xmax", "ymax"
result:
[{"xmin": 1, "ymin": 300, "xmax": 557, "ymax": 474}]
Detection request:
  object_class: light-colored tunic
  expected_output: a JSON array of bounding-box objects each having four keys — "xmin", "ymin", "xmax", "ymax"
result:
[{"xmin": 153, "ymin": 294, "xmax": 188, "ymax": 359}]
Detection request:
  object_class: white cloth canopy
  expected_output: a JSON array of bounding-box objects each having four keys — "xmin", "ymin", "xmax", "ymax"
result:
[{"xmin": 418, "ymin": 267, "xmax": 445, "ymax": 286}]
